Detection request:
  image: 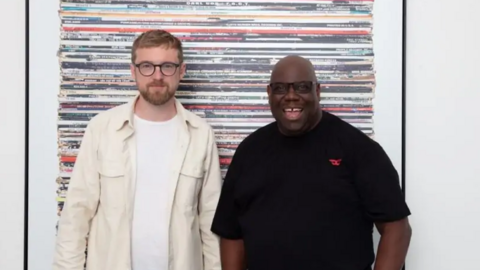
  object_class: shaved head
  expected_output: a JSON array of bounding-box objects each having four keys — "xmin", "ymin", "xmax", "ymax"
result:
[
  {"xmin": 267, "ymin": 55, "xmax": 322, "ymax": 136},
  {"xmin": 270, "ymin": 55, "xmax": 317, "ymax": 83}
]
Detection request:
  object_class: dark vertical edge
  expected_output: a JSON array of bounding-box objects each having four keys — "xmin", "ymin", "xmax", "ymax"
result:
[
  {"xmin": 401, "ymin": 0, "xmax": 407, "ymax": 269},
  {"xmin": 24, "ymin": 0, "xmax": 29, "ymax": 268},
  {"xmin": 401, "ymin": 0, "xmax": 407, "ymax": 203}
]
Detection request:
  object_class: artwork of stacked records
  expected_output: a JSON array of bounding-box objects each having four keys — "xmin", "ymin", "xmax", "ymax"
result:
[{"xmin": 56, "ymin": 0, "xmax": 376, "ymax": 217}]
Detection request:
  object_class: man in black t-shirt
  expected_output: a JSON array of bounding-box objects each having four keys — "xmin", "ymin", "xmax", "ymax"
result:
[{"xmin": 211, "ymin": 55, "xmax": 412, "ymax": 270}]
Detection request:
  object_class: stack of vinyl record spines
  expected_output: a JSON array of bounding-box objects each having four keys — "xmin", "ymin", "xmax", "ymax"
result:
[{"xmin": 56, "ymin": 0, "xmax": 376, "ymax": 211}]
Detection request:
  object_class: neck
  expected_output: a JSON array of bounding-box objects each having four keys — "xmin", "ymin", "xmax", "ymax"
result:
[
  {"xmin": 312, "ymin": 109, "xmax": 323, "ymax": 128},
  {"xmin": 134, "ymin": 96, "xmax": 177, "ymax": 122}
]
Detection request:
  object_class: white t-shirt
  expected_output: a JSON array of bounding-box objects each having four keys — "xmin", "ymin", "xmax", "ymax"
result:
[{"xmin": 131, "ymin": 114, "xmax": 180, "ymax": 270}]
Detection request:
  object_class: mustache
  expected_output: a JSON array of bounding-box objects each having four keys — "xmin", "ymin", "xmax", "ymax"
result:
[{"xmin": 147, "ymin": 81, "xmax": 168, "ymax": 87}]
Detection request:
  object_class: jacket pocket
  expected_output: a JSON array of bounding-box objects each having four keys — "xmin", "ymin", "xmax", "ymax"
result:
[
  {"xmin": 176, "ymin": 164, "xmax": 204, "ymax": 210},
  {"xmin": 98, "ymin": 160, "xmax": 125, "ymax": 210}
]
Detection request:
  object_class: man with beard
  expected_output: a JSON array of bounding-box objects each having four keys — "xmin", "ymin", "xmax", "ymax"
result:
[
  {"xmin": 211, "ymin": 55, "xmax": 412, "ymax": 270},
  {"xmin": 53, "ymin": 30, "xmax": 222, "ymax": 270}
]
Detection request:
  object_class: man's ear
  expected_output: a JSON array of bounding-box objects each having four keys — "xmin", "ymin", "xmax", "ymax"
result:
[
  {"xmin": 180, "ymin": 62, "xmax": 187, "ymax": 79},
  {"xmin": 316, "ymin": 83, "xmax": 321, "ymax": 97},
  {"xmin": 266, "ymin": 84, "xmax": 272, "ymax": 105},
  {"xmin": 130, "ymin": 64, "xmax": 136, "ymax": 80}
]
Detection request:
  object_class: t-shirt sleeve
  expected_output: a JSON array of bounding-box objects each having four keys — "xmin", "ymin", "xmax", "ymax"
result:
[
  {"xmin": 352, "ymin": 138, "xmax": 411, "ymax": 223},
  {"xmin": 210, "ymin": 149, "xmax": 243, "ymax": 239}
]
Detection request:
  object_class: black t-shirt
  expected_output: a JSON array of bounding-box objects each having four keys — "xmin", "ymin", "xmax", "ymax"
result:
[{"xmin": 211, "ymin": 111, "xmax": 411, "ymax": 270}]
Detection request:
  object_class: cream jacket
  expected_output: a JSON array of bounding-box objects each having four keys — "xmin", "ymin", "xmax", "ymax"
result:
[{"xmin": 53, "ymin": 97, "xmax": 222, "ymax": 270}]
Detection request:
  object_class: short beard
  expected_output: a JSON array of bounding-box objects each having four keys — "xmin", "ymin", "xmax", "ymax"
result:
[{"xmin": 139, "ymin": 82, "xmax": 174, "ymax": 106}]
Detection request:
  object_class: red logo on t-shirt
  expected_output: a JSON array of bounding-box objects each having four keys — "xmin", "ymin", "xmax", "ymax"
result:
[{"xmin": 329, "ymin": 159, "xmax": 342, "ymax": 166}]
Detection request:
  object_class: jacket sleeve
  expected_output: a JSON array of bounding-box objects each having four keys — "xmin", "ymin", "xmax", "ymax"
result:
[
  {"xmin": 198, "ymin": 127, "xmax": 223, "ymax": 270},
  {"xmin": 53, "ymin": 121, "xmax": 100, "ymax": 270}
]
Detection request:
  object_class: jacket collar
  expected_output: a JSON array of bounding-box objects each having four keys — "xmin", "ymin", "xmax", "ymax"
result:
[{"xmin": 113, "ymin": 94, "xmax": 199, "ymax": 131}]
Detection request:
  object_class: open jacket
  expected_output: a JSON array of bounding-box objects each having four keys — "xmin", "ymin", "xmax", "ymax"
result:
[{"xmin": 53, "ymin": 96, "xmax": 223, "ymax": 270}]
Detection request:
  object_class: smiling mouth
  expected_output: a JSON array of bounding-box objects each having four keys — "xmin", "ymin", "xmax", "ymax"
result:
[{"xmin": 283, "ymin": 108, "xmax": 303, "ymax": 120}]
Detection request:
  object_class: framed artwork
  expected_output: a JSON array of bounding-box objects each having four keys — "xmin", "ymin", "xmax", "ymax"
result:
[{"xmin": 26, "ymin": 1, "xmax": 406, "ymax": 269}]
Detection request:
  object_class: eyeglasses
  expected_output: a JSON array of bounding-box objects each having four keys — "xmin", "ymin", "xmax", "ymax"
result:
[
  {"xmin": 134, "ymin": 62, "xmax": 181, "ymax": 77},
  {"xmin": 269, "ymin": 81, "xmax": 316, "ymax": 95}
]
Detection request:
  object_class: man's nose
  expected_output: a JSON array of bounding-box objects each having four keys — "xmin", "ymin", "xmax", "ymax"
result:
[
  {"xmin": 284, "ymin": 86, "xmax": 299, "ymax": 100},
  {"xmin": 152, "ymin": 66, "xmax": 164, "ymax": 80}
]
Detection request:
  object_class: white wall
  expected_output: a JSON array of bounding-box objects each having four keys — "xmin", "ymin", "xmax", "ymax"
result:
[
  {"xmin": 0, "ymin": 1, "xmax": 26, "ymax": 270},
  {"xmin": 27, "ymin": 0, "xmax": 60, "ymax": 268},
  {"xmin": 405, "ymin": 0, "xmax": 480, "ymax": 269}
]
